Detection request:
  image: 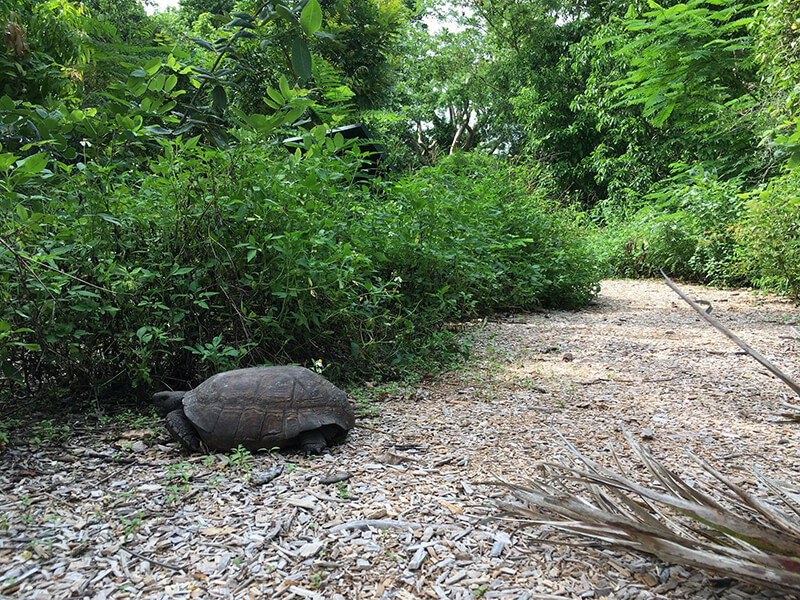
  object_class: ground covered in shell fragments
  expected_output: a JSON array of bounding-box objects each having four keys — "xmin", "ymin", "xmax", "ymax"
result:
[{"xmin": 2, "ymin": 279, "xmax": 800, "ymax": 600}]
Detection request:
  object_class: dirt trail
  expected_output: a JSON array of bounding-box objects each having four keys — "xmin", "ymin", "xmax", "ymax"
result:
[{"xmin": 2, "ymin": 280, "xmax": 799, "ymax": 599}]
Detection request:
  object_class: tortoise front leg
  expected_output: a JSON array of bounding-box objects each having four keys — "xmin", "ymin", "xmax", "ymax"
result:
[
  {"xmin": 164, "ymin": 408, "xmax": 203, "ymax": 453},
  {"xmin": 298, "ymin": 429, "xmax": 328, "ymax": 455}
]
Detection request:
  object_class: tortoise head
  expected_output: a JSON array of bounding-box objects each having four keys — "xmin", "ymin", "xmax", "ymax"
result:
[{"xmin": 152, "ymin": 391, "xmax": 187, "ymax": 417}]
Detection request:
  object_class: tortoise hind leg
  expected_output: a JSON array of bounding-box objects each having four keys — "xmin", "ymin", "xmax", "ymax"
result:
[
  {"xmin": 165, "ymin": 408, "xmax": 203, "ymax": 453},
  {"xmin": 298, "ymin": 429, "xmax": 328, "ymax": 455}
]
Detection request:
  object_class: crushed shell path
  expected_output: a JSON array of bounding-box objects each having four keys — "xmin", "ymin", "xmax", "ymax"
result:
[{"xmin": 2, "ymin": 279, "xmax": 799, "ymax": 600}]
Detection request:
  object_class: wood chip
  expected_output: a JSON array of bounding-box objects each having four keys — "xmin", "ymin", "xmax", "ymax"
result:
[
  {"xmin": 408, "ymin": 547, "xmax": 427, "ymax": 570},
  {"xmin": 4, "ymin": 280, "xmax": 798, "ymax": 599}
]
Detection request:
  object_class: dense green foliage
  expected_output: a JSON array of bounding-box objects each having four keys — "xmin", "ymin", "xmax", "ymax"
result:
[
  {"xmin": 1, "ymin": 133, "xmax": 596, "ymax": 398},
  {"xmin": 583, "ymin": 0, "xmax": 798, "ymax": 288},
  {"xmin": 402, "ymin": 0, "xmax": 800, "ymax": 297},
  {"xmin": 737, "ymin": 169, "xmax": 800, "ymax": 295},
  {"xmin": 3, "ymin": 0, "xmax": 800, "ymax": 406}
]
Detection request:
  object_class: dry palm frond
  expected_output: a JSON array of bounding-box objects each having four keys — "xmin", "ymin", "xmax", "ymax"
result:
[{"xmin": 490, "ymin": 431, "xmax": 800, "ymax": 594}]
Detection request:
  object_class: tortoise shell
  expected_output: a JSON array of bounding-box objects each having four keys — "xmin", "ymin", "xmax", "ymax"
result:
[{"xmin": 182, "ymin": 366, "xmax": 354, "ymax": 451}]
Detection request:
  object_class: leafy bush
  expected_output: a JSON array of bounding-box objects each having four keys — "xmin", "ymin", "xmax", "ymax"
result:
[
  {"xmin": 736, "ymin": 169, "xmax": 800, "ymax": 298},
  {"xmin": 1, "ymin": 0, "xmax": 89, "ymax": 103},
  {"xmin": 1, "ymin": 144, "xmax": 599, "ymax": 402},
  {"xmin": 374, "ymin": 155, "xmax": 600, "ymax": 315},
  {"xmin": 594, "ymin": 169, "xmax": 745, "ymax": 283}
]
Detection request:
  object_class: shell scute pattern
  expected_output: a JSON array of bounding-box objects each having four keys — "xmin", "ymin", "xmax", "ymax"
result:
[{"xmin": 180, "ymin": 366, "xmax": 353, "ymax": 452}]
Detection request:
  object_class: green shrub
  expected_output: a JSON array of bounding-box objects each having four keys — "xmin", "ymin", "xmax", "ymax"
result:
[
  {"xmin": 736, "ymin": 169, "xmax": 800, "ymax": 298},
  {"xmin": 594, "ymin": 169, "xmax": 745, "ymax": 283},
  {"xmin": 1, "ymin": 144, "xmax": 599, "ymax": 402},
  {"xmin": 372, "ymin": 158, "xmax": 600, "ymax": 314}
]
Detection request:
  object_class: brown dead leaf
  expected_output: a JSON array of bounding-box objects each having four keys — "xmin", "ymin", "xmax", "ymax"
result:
[{"xmin": 375, "ymin": 451, "xmax": 415, "ymax": 465}]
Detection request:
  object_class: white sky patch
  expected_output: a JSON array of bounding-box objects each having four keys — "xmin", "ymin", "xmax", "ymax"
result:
[
  {"xmin": 143, "ymin": 1, "xmax": 471, "ymax": 29},
  {"xmin": 422, "ymin": 8, "xmax": 471, "ymax": 34},
  {"xmin": 143, "ymin": 0, "xmax": 178, "ymax": 15}
]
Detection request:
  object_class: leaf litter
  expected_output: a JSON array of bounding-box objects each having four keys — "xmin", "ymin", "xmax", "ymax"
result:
[{"xmin": 2, "ymin": 279, "xmax": 799, "ymax": 599}]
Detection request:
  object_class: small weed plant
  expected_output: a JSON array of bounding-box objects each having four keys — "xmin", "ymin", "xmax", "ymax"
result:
[
  {"xmin": 224, "ymin": 445, "xmax": 253, "ymax": 475},
  {"xmin": 165, "ymin": 462, "xmax": 193, "ymax": 503},
  {"xmin": 335, "ymin": 481, "xmax": 351, "ymax": 499},
  {"xmin": 119, "ymin": 510, "xmax": 144, "ymax": 540},
  {"xmin": 32, "ymin": 419, "xmax": 68, "ymax": 448}
]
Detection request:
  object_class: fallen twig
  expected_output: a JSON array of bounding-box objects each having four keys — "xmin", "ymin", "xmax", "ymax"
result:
[
  {"xmin": 327, "ymin": 519, "xmax": 423, "ymax": 533},
  {"xmin": 120, "ymin": 545, "xmax": 186, "ymax": 572},
  {"xmin": 578, "ymin": 376, "xmax": 679, "ymax": 385},
  {"xmin": 661, "ymin": 269, "xmax": 800, "ymax": 398}
]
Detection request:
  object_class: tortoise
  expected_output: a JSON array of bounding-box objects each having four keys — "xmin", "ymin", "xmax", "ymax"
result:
[{"xmin": 153, "ymin": 366, "xmax": 355, "ymax": 454}]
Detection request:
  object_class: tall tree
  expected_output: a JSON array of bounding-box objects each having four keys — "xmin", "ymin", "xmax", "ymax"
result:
[
  {"xmin": 315, "ymin": 0, "xmax": 407, "ymax": 109},
  {"xmin": 179, "ymin": 0, "xmax": 235, "ymax": 25},
  {"xmin": 83, "ymin": 0, "xmax": 151, "ymax": 44},
  {"xmin": 388, "ymin": 25, "xmax": 494, "ymax": 163}
]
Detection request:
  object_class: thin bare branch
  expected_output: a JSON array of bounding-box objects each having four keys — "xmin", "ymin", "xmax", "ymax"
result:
[{"xmin": 661, "ymin": 270, "xmax": 800, "ymax": 397}]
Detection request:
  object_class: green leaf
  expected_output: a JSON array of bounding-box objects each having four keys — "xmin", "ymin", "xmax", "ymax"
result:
[
  {"xmin": 231, "ymin": 106, "xmax": 254, "ymax": 127},
  {"xmin": 284, "ymin": 106, "xmax": 306, "ymax": 124},
  {"xmin": 212, "ymin": 86, "xmax": 228, "ymax": 111},
  {"xmin": 279, "ymin": 75, "xmax": 292, "ymax": 99},
  {"xmin": 143, "ymin": 57, "xmax": 162, "ymax": 75},
  {"xmin": 300, "ymin": 0, "xmax": 322, "ymax": 36},
  {"xmin": 652, "ymin": 102, "xmax": 675, "ymax": 127},
  {"xmin": 0, "ymin": 153, "xmax": 18, "ymax": 171},
  {"xmin": 184, "ymin": 135, "xmax": 201, "ymax": 149},
  {"xmin": 144, "ymin": 126, "xmax": 172, "ymax": 135},
  {"xmin": 273, "ymin": 4, "xmax": 298, "ymax": 25},
  {"xmin": 100, "ymin": 213, "xmax": 122, "ymax": 226},
  {"xmin": 291, "ymin": 38, "xmax": 313, "ymax": 82},
  {"xmin": 16, "ymin": 152, "xmax": 48, "ymax": 174},
  {"xmin": 0, "ymin": 360, "xmax": 22, "ymax": 382},
  {"xmin": 228, "ymin": 17, "xmax": 255, "ymax": 29},
  {"xmin": 191, "ymin": 38, "xmax": 216, "ymax": 52},
  {"xmin": 164, "ymin": 74, "xmax": 178, "ymax": 92},
  {"xmin": 148, "ymin": 73, "xmax": 166, "ymax": 92},
  {"xmin": 158, "ymin": 100, "xmax": 177, "ymax": 114},
  {"xmin": 231, "ymin": 29, "xmax": 256, "ymax": 41},
  {"xmin": 267, "ymin": 87, "xmax": 285, "ymax": 105},
  {"xmin": 126, "ymin": 79, "xmax": 147, "ymax": 96},
  {"xmin": 14, "ymin": 343, "xmax": 41, "ymax": 351}
]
